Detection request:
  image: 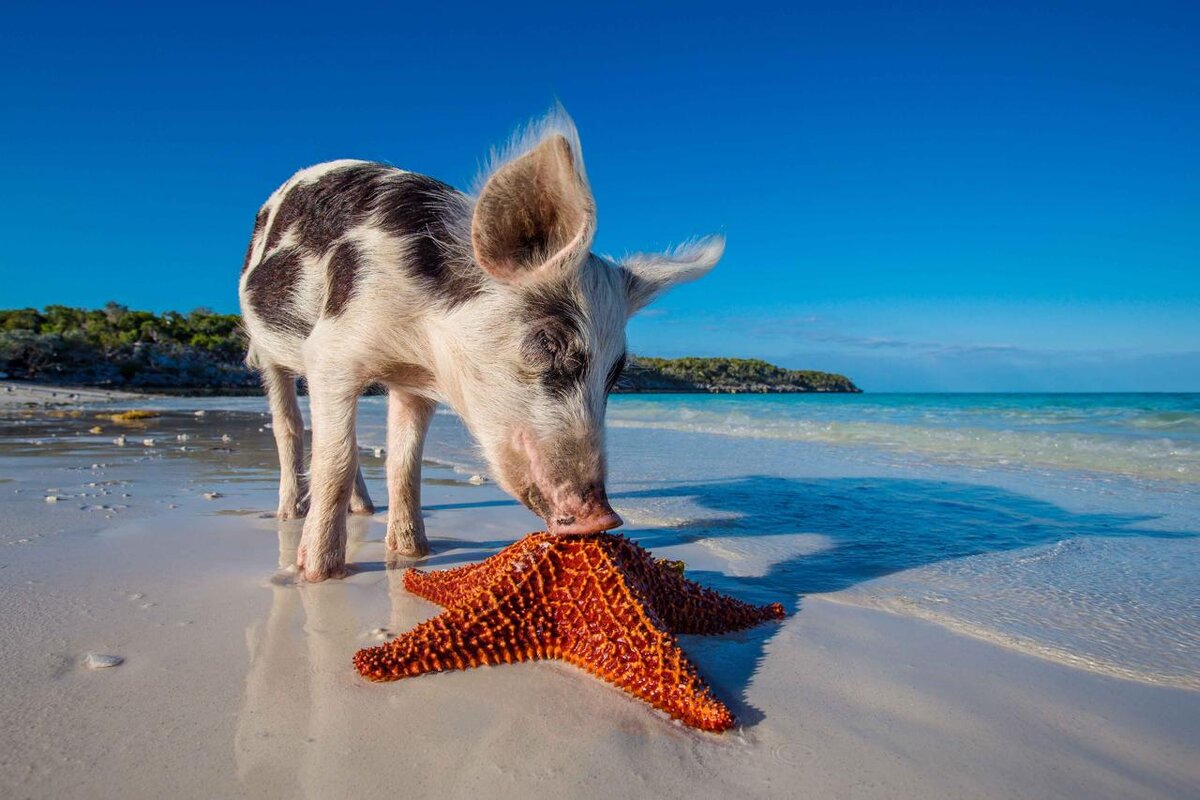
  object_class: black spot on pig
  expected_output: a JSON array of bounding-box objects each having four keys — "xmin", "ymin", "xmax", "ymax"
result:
[
  {"xmin": 520, "ymin": 289, "xmax": 589, "ymax": 397},
  {"xmin": 297, "ymin": 164, "xmax": 394, "ymax": 254},
  {"xmin": 241, "ymin": 207, "xmax": 269, "ymax": 273},
  {"xmin": 246, "ymin": 247, "xmax": 312, "ymax": 335},
  {"xmin": 264, "ymin": 183, "xmax": 311, "ymax": 252},
  {"xmin": 324, "ymin": 241, "xmax": 362, "ymax": 317},
  {"xmin": 265, "ymin": 163, "xmax": 390, "ymax": 255},
  {"xmin": 377, "ymin": 173, "xmax": 483, "ymax": 307}
]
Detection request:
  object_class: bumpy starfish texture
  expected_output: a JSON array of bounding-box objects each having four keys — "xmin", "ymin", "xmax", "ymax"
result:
[{"xmin": 353, "ymin": 531, "xmax": 786, "ymax": 732}]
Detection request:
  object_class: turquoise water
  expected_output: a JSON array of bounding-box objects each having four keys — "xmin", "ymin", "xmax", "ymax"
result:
[{"xmin": 606, "ymin": 392, "xmax": 1200, "ymax": 483}]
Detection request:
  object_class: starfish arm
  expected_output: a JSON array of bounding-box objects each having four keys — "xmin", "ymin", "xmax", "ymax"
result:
[
  {"xmin": 402, "ymin": 563, "xmax": 486, "ymax": 607},
  {"xmin": 655, "ymin": 574, "xmax": 786, "ymax": 635},
  {"xmin": 404, "ymin": 534, "xmax": 549, "ymax": 608},
  {"xmin": 354, "ymin": 599, "xmax": 547, "ymax": 681},
  {"xmin": 358, "ymin": 549, "xmax": 558, "ymax": 681},
  {"xmin": 552, "ymin": 555, "xmax": 737, "ymax": 732},
  {"xmin": 617, "ymin": 540, "xmax": 786, "ymax": 635}
]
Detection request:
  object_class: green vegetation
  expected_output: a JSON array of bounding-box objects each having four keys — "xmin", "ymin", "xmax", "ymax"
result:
[
  {"xmin": 621, "ymin": 356, "xmax": 859, "ymax": 393},
  {"xmin": 0, "ymin": 304, "xmax": 255, "ymax": 390},
  {"xmin": 0, "ymin": 303, "xmax": 244, "ymax": 358},
  {"xmin": 0, "ymin": 305, "xmax": 860, "ymax": 394}
]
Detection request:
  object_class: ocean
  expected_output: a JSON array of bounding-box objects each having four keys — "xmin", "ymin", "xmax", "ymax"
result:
[{"xmin": 166, "ymin": 391, "xmax": 1200, "ymax": 690}]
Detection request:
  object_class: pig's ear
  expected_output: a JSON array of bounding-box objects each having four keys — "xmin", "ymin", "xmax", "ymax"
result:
[
  {"xmin": 471, "ymin": 132, "xmax": 596, "ymax": 284},
  {"xmin": 619, "ymin": 236, "xmax": 724, "ymax": 314}
]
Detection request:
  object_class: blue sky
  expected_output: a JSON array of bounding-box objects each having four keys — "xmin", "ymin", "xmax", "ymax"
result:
[{"xmin": 1, "ymin": 1, "xmax": 1197, "ymax": 391}]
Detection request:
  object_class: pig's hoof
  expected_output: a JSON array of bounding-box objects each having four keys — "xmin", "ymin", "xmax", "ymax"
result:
[
  {"xmin": 277, "ymin": 504, "xmax": 307, "ymax": 521},
  {"xmin": 386, "ymin": 526, "xmax": 430, "ymax": 558},
  {"xmin": 297, "ymin": 546, "xmax": 349, "ymax": 582},
  {"xmin": 348, "ymin": 499, "xmax": 375, "ymax": 516},
  {"xmin": 301, "ymin": 565, "xmax": 348, "ymax": 582}
]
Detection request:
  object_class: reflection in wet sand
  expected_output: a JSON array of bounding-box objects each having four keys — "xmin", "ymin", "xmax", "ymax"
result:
[
  {"xmin": 234, "ymin": 521, "xmax": 306, "ymax": 794},
  {"xmin": 235, "ymin": 515, "xmax": 387, "ymax": 796}
]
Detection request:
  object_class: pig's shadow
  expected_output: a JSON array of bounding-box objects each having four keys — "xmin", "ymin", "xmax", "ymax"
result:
[{"xmin": 602, "ymin": 475, "xmax": 1194, "ymax": 727}]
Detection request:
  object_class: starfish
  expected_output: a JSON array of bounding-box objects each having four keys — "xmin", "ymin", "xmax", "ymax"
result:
[{"xmin": 353, "ymin": 531, "xmax": 786, "ymax": 732}]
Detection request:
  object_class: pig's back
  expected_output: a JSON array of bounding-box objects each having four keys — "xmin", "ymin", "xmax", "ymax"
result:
[{"xmin": 238, "ymin": 159, "xmax": 478, "ymax": 367}]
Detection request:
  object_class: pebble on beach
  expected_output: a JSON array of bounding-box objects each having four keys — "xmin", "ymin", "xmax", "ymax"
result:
[{"xmin": 84, "ymin": 653, "xmax": 124, "ymax": 670}]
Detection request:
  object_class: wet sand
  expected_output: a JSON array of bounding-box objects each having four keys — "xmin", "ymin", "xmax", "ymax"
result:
[{"xmin": 0, "ymin": 401, "xmax": 1197, "ymax": 799}]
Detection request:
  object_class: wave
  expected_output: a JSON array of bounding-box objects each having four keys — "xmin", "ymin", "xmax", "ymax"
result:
[
  {"xmin": 606, "ymin": 412, "xmax": 1200, "ymax": 483},
  {"xmin": 833, "ymin": 536, "xmax": 1200, "ymax": 690}
]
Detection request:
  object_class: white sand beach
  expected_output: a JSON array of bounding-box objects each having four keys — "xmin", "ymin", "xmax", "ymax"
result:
[{"xmin": 1, "ymin": 391, "xmax": 1197, "ymax": 799}]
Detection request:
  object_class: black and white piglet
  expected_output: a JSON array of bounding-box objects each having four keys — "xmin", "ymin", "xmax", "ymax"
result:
[{"xmin": 239, "ymin": 108, "xmax": 722, "ymax": 581}]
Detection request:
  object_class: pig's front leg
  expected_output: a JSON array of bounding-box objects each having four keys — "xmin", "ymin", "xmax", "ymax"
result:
[
  {"xmin": 297, "ymin": 378, "xmax": 362, "ymax": 581},
  {"xmin": 384, "ymin": 389, "xmax": 436, "ymax": 557}
]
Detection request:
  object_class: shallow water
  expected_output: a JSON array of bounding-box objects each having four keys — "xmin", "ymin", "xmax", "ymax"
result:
[
  {"xmin": 116, "ymin": 392, "xmax": 1200, "ymax": 689},
  {"xmin": 606, "ymin": 393, "xmax": 1200, "ymax": 484}
]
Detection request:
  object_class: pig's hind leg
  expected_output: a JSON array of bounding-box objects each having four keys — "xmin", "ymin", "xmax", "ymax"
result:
[
  {"xmin": 349, "ymin": 460, "xmax": 375, "ymax": 515},
  {"xmin": 384, "ymin": 389, "xmax": 435, "ymax": 557},
  {"xmin": 262, "ymin": 365, "xmax": 308, "ymax": 520},
  {"xmin": 297, "ymin": 371, "xmax": 363, "ymax": 581}
]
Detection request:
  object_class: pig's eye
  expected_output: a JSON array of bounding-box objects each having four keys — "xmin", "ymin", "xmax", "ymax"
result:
[
  {"xmin": 522, "ymin": 324, "xmax": 588, "ymax": 396},
  {"xmin": 524, "ymin": 328, "xmax": 564, "ymax": 365}
]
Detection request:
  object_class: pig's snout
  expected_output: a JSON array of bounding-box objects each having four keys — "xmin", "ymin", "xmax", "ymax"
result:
[
  {"xmin": 546, "ymin": 485, "xmax": 622, "ymax": 535},
  {"xmin": 511, "ymin": 430, "xmax": 621, "ymax": 534}
]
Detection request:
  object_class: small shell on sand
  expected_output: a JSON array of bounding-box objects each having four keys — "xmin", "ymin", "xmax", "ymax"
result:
[
  {"xmin": 467, "ymin": 474, "xmax": 487, "ymax": 485},
  {"xmin": 202, "ymin": 491, "xmax": 222, "ymax": 500},
  {"xmin": 84, "ymin": 653, "xmax": 124, "ymax": 669}
]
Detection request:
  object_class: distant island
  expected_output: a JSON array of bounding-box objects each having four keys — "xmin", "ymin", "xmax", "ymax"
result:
[
  {"xmin": 618, "ymin": 357, "xmax": 859, "ymax": 393},
  {"xmin": 0, "ymin": 304, "xmax": 860, "ymax": 394}
]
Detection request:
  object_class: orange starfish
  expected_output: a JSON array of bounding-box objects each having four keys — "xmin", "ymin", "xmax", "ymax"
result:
[{"xmin": 353, "ymin": 531, "xmax": 786, "ymax": 732}]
